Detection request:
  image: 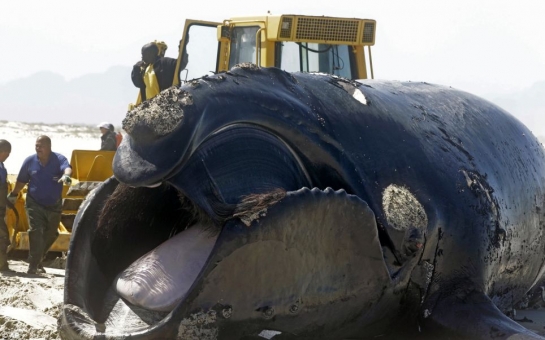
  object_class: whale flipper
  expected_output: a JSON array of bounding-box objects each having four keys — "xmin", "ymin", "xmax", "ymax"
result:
[{"xmin": 425, "ymin": 291, "xmax": 543, "ymax": 339}]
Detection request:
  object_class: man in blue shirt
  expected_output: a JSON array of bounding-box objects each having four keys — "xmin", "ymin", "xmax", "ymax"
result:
[
  {"xmin": 0, "ymin": 139, "xmax": 13, "ymax": 272},
  {"xmin": 8, "ymin": 136, "xmax": 72, "ymax": 274}
]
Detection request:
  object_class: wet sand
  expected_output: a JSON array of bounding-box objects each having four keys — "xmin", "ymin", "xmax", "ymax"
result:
[{"xmin": 514, "ymin": 309, "xmax": 545, "ymax": 336}]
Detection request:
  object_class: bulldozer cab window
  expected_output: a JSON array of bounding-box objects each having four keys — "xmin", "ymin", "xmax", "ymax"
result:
[
  {"xmin": 228, "ymin": 26, "xmax": 259, "ymax": 68},
  {"xmin": 182, "ymin": 23, "xmax": 220, "ymax": 81},
  {"xmin": 279, "ymin": 42, "xmax": 353, "ymax": 79}
]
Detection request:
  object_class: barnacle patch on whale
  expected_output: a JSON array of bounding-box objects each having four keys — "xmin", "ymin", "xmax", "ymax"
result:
[
  {"xmin": 123, "ymin": 87, "xmax": 193, "ymax": 142},
  {"xmin": 177, "ymin": 311, "xmax": 218, "ymax": 339},
  {"xmin": 382, "ymin": 184, "xmax": 427, "ymax": 231}
]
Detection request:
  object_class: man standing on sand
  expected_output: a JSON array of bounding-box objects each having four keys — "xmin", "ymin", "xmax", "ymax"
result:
[
  {"xmin": 0, "ymin": 139, "xmax": 14, "ymax": 272},
  {"xmin": 7, "ymin": 136, "xmax": 72, "ymax": 274}
]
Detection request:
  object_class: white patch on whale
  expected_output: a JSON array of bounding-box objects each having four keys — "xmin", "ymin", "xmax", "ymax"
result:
[
  {"xmin": 115, "ymin": 224, "xmax": 218, "ymax": 312},
  {"xmin": 352, "ymin": 88, "xmax": 367, "ymax": 105},
  {"xmin": 382, "ymin": 184, "xmax": 427, "ymax": 231},
  {"xmin": 259, "ymin": 330, "xmax": 282, "ymax": 339},
  {"xmin": 335, "ymin": 80, "xmax": 367, "ymax": 105}
]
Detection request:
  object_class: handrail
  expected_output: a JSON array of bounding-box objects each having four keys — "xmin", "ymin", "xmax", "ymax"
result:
[{"xmin": 255, "ymin": 28, "xmax": 265, "ymax": 66}]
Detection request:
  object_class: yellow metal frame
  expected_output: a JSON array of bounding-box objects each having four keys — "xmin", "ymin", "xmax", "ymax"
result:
[
  {"xmin": 174, "ymin": 19, "xmax": 223, "ymax": 85},
  {"xmin": 222, "ymin": 14, "xmax": 375, "ymax": 79},
  {"xmin": 228, "ymin": 15, "xmax": 376, "ymax": 45},
  {"xmin": 221, "ymin": 19, "xmax": 273, "ymax": 68},
  {"xmin": 70, "ymin": 150, "xmax": 115, "ymax": 181}
]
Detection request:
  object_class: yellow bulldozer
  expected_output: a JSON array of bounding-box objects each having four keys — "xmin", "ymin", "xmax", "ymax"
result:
[
  {"xmin": 133, "ymin": 13, "xmax": 376, "ymax": 105},
  {"xmin": 5, "ymin": 13, "xmax": 377, "ymax": 254}
]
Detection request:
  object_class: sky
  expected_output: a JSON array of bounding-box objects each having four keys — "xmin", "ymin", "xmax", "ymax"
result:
[{"xmin": 1, "ymin": 0, "xmax": 544, "ymax": 111}]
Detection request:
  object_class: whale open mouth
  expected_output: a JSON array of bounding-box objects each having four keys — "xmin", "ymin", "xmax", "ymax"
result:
[
  {"xmin": 91, "ymin": 180, "xmax": 224, "ymax": 310},
  {"xmin": 61, "ymin": 175, "xmax": 402, "ymax": 339},
  {"xmin": 61, "ymin": 178, "xmax": 227, "ymax": 339}
]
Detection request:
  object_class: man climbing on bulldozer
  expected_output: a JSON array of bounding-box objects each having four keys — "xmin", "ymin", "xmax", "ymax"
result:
[{"xmin": 131, "ymin": 40, "xmax": 188, "ymax": 104}]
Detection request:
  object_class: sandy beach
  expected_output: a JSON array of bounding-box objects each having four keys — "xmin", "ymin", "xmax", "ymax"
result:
[
  {"xmin": 0, "ymin": 122, "xmax": 99, "ymax": 339},
  {"xmin": 2, "ymin": 258, "xmax": 545, "ymax": 339},
  {"xmin": 0, "ymin": 258, "xmax": 65, "ymax": 340}
]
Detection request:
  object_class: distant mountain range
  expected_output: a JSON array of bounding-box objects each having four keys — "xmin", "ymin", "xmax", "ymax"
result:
[
  {"xmin": 1, "ymin": 69, "xmax": 544, "ymax": 137},
  {"xmin": 0, "ymin": 66, "xmax": 135, "ymax": 127}
]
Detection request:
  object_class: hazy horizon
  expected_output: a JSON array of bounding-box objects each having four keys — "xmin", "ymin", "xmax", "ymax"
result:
[{"xmin": 1, "ymin": 67, "xmax": 543, "ymax": 137}]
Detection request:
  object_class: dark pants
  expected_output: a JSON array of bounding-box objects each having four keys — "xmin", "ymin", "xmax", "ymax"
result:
[
  {"xmin": 25, "ymin": 195, "xmax": 61, "ymax": 266},
  {"xmin": 0, "ymin": 182, "xmax": 9, "ymax": 255}
]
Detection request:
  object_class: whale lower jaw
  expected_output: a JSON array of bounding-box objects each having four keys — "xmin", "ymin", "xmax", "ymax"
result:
[{"xmin": 115, "ymin": 224, "xmax": 219, "ymax": 312}]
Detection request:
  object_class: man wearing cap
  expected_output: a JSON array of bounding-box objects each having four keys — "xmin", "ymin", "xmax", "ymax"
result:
[
  {"xmin": 107, "ymin": 123, "xmax": 123, "ymax": 148},
  {"xmin": 8, "ymin": 135, "xmax": 72, "ymax": 274},
  {"xmin": 98, "ymin": 122, "xmax": 117, "ymax": 151}
]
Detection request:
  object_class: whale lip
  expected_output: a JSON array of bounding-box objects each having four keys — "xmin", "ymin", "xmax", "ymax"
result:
[
  {"xmin": 145, "ymin": 182, "xmax": 163, "ymax": 188},
  {"xmin": 61, "ymin": 225, "xmax": 222, "ymax": 339},
  {"xmin": 60, "ymin": 178, "xmax": 223, "ymax": 339}
]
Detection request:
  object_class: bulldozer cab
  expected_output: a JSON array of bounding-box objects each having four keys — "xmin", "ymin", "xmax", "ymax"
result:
[{"xmin": 175, "ymin": 14, "xmax": 376, "ymax": 84}]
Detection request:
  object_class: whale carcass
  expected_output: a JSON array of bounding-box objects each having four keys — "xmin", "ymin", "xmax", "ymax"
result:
[{"xmin": 60, "ymin": 65, "xmax": 545, "ymax": 339}]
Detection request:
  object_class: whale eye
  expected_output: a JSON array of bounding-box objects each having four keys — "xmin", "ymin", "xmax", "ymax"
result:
[{"xmin": 382, "ymin": 184, "xmax": 427, "ymax": 232}]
